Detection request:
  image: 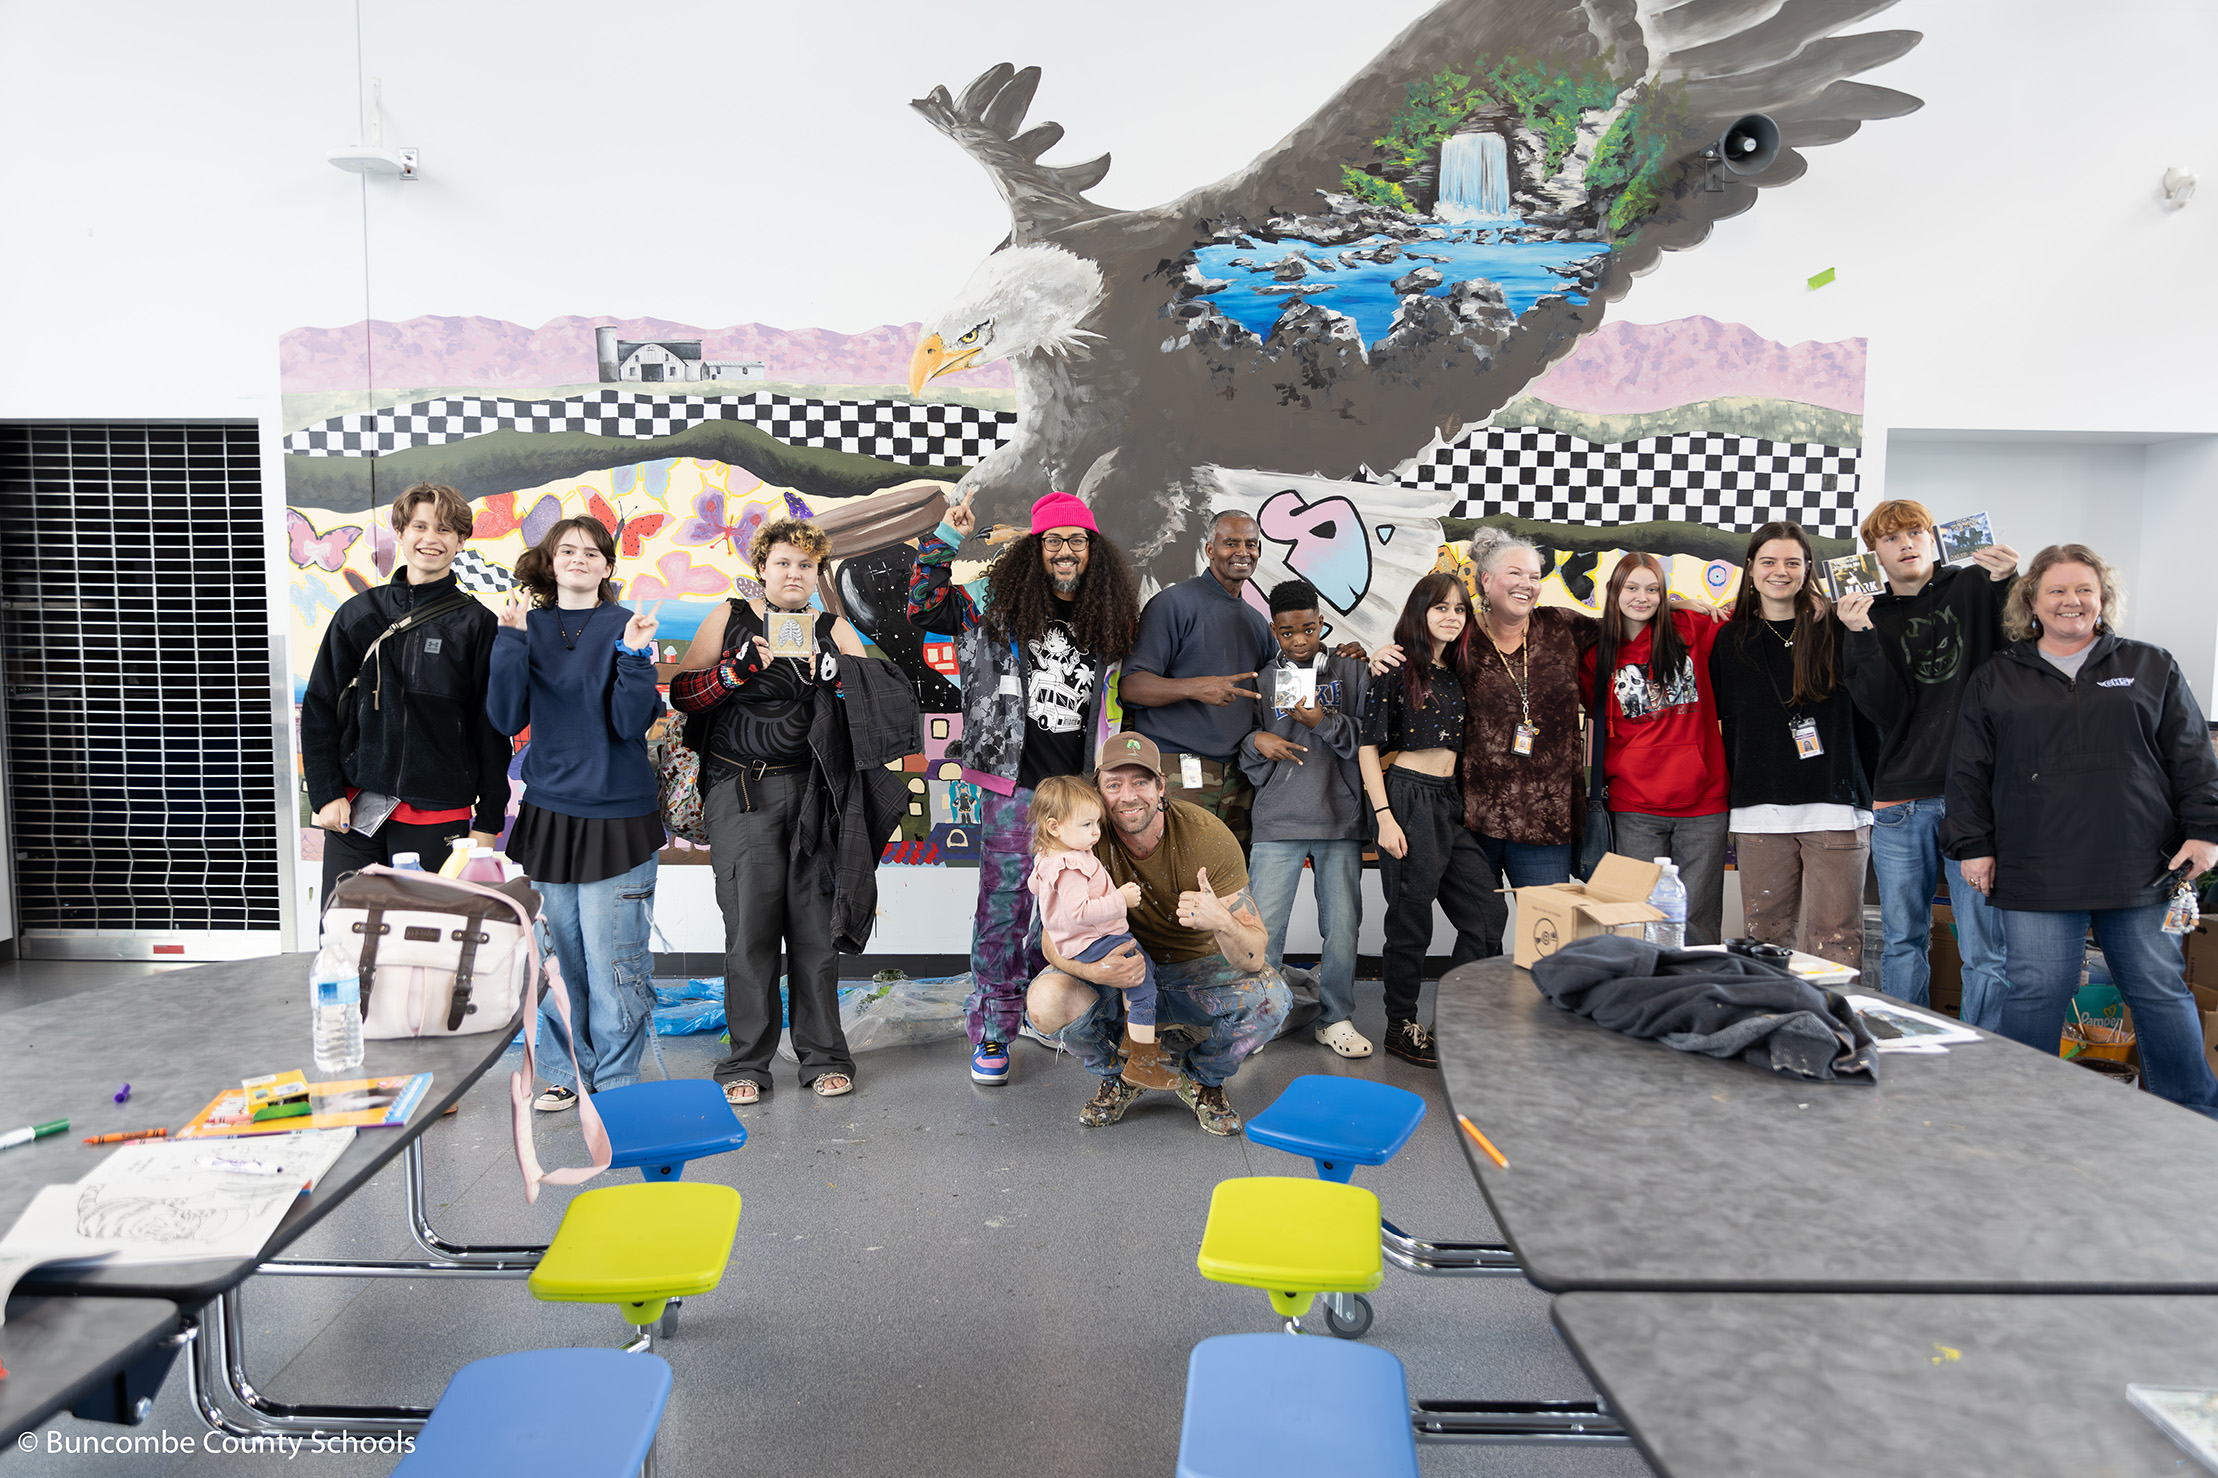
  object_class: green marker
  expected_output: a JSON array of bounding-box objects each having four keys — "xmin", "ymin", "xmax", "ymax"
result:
[
  {"xmin": 1807, "ymin": 267, "xmax": 1837, "ymax": 290},
  {"xmin": 0, "ymin": 1118, "xmax": 69, "ymax": 1150}
]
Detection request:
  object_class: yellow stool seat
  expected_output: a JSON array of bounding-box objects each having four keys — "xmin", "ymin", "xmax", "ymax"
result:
[
  {"xmin": 528, "ymin": 1182, "xmax": 741, "ymax": 1328},
  {"xmin": 1197, "ymin": 1177, "xmax": 1382, "ymax": 1321}
]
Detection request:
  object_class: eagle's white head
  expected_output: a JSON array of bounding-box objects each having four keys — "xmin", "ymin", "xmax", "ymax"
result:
[{"xmin": 909, "ymin": 244, "xmax": 1106, "ymax": 394}]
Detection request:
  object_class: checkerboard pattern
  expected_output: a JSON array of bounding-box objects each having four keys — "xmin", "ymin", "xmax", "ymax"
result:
[
  {"xmin": 1400, "ymin": 428, "xmax": 1862, "ymax": 539},
  {"xmin": 450, "ymin": 549, "xmax": 515, "ymax": 593},
  {"xmin": 283, "ymin": 391, "xmax": 1016, "ymax": 467}
]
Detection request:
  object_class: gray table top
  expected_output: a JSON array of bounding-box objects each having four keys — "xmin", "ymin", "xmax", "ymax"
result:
[
  {"xmin": 0, "ymin": 1295, "xmax": 181, "ymax": 1445},
  {"xmin": 1553, "ymin": 1290, "xmax": 2218, "ymax": 1478},
  {"xmin": 1435, "ymin": 957, "xmax": 2218, "ymax": 1293},
  {"xmin": 0, "ymin": 956, "xmax": 519, "ymax": 1305}
]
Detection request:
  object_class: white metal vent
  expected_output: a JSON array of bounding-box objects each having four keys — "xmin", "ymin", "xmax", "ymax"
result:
[{"xmin": 0, "ymin": 422, "xmax": 285, "ymax": 957}]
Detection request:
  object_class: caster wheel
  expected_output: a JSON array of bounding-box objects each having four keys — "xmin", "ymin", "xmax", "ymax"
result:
[
  {"xmin": 1323, "ymin": 1293, "xmax": 1373, "ymax": 1340},
  {"xmin": 657, "ymin": 1298, "xmax": 682, "ymax": 1340}
]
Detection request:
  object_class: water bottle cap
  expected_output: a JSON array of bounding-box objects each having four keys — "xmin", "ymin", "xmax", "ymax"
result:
[{"xmin": 392, "ymin": 852, "xmax": 420, "ymax": 867}]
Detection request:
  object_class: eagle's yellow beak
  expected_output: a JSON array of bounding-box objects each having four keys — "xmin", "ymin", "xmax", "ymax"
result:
[{"xmin": 908, "ymin": 333, "xmax": 983, "ymax": 396}]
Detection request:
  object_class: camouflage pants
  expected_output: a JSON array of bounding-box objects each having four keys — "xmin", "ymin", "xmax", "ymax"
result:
[
  {"xmin": 1156, "ymin": 752, "xmax": 1254, "ymax": 852},
  {"xmin": 963, "ymin": 785, "xmax": 1043, "ymax": 1048},
  {"xmin": 1037, "ymin": 953, "xmax": 1290, "ymax": 1089}
]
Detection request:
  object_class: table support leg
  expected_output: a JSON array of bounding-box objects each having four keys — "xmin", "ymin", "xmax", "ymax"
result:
[
  {"xmin": 1381, "ymin": 1218, "xmax": 1523, "ymax": 1277},
  {"xmin": 258, "ymin": 1139, "xmax": 544, "ymax": 1279},
  {"xmin": 1411, "ymin": 1398, "xmax": 1628, "ymax": 1444},
  {"xmin": 185, "ymin": 1288, "xmax": 432, "ymax": 1439}
]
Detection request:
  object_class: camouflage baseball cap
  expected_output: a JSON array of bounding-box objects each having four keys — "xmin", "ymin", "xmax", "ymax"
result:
[{"xmin": 1095, "ymin": 732, "xmax": 1164, "ymax": 778}]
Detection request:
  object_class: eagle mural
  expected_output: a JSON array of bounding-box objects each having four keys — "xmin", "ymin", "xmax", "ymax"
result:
[{"xmin": 907, "ymin": 0, "xmax": 1921, "ymax": 587}]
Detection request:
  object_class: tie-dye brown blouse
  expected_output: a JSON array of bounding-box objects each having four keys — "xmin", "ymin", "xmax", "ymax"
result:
[{"xmin": 1461, "ymin": 607, "xmax": 1600, "ymax": 844}]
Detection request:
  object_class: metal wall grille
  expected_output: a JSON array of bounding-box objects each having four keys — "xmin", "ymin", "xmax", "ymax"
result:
[{"xmin": 0, "ymin": 423, "xmax": 283, "ymax": 938}]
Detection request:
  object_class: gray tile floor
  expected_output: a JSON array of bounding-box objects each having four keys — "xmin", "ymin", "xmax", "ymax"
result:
[{"xmin": 6, "ymin": 962, "xmax": 1654, "ymax": 1478}]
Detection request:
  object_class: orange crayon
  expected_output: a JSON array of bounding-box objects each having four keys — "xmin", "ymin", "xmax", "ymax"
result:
[{"xmin": 1456, "ymin": 1115, "xmax": 1508, "ymax": 1170}]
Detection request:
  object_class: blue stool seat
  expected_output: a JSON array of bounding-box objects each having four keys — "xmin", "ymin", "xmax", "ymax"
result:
[
  {"xmin": 1177, "ymin": 1332, "xmax": 1419, "ymax": 1478},
  {"xmin": 593, "ymin": 1079, "xmax": 749, "ymax": 1181},
  {"xmin": 1245, "ymin": 1075, "xmax": 1426, "ymax": 1183},
  {"xmin": 396, "ymin": 1347, "xmax": 672, "ymax": 1477}
]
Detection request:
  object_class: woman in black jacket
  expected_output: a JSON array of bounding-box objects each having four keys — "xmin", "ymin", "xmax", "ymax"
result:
[{"xmin": 1943, "ymin": 544, "xmax": 2218, "ymax": 1118}]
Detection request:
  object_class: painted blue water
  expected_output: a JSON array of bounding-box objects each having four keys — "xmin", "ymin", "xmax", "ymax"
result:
[{"xmin": 1193, "ymin": 231, "xmax": 1609, "ymax": 346}]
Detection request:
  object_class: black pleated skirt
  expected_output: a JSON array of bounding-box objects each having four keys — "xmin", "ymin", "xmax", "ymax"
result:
[{"xmin": 505, "ymin": 804, "xmax": 665, "ymax": 886}]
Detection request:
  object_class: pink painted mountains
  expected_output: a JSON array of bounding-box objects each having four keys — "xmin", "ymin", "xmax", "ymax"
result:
[
  {"xmin": 281, "ymin": 311, "xmax": 1860, "ymax": 414},
  {"xmin": 280, "ymin": 315, "xmax": 1016, "ymax": 394},
  {"xmin": 1529, "ymin": 315, "xmax": 1864, "ymax": 415}
]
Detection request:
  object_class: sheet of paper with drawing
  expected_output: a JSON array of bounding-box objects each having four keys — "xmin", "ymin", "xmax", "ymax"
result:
[{"xmin": 0, "ymin": 1128, "xmax": 357, "ymax": 1315}]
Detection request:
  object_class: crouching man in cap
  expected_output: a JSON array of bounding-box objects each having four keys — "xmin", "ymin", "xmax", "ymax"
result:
[{"xmin": 1026, "ymin": 733, "xmax": 1291, "ymax": 1135}]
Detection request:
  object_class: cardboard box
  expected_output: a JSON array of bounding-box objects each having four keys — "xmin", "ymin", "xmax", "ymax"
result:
[
  {"xmin": 2184, "ymin": 916, "xmax": 2218, "ymax": 990},
  {"xmin": 1928, "ymin": 903, "xmax": 1964, "ymax": 1018},
  {"xmin": 1513, "ymin": 853, "xmax": 1664, "ymax": 968}
]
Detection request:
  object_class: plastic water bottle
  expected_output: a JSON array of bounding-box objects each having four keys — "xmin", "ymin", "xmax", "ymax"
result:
[
  {"xmin": 1643, "ymin": 859, "xmax": 1688, "ymax": 949},
  {"xmin": 311, "ymin": 949, "xmax": 365, "ymax": 1073},
  {"xmin": 391, "ymin": 852, "xmax": 423, "ymax": 872},
  {"xmin": 459, "ymin": 846, "xmax": 506, "ymax": 884}
]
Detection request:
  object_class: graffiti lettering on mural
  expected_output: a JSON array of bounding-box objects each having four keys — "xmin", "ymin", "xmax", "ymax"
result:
[{"xmin": 906, "ymin": 2, "xmax": 1918, "ymax": 580}]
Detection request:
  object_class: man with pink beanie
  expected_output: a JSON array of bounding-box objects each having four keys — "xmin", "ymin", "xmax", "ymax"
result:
[{"xmin": 909, "ymin": 488, "xmax": 1142, "ymax": 1085}]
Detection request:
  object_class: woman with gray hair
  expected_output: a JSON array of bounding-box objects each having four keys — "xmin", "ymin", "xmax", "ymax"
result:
[
  {"xmin": 1376, "ymin": 531, "xmax": 1600, "ymax": 940},
  {"xmin": 1943, "ymin": 543, "xmax": 2218, "ymax": 1118}
]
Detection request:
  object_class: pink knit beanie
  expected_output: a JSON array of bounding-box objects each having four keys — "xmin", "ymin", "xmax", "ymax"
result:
[{"xmin": 1029, "ymin": 491, "xmax": 1098, "ymax": 536}]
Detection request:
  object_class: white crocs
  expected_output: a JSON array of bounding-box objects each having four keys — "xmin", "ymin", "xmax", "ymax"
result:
[{"xmin": 1315, "ymin": 1020, "xmax": 1374, "ymax": 1058}]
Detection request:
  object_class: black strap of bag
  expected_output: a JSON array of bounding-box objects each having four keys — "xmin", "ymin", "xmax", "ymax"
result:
[
  {"xmin": 447, "ymin": 903, "xmax": 495, "ymax": 1030},
  {"xmin": 341, "ymin": 592, "xmax": 477, "ymax": 711},
  {"xmin": 352, "ymin": 907, "xmax": 389, "ymax": 1018}
]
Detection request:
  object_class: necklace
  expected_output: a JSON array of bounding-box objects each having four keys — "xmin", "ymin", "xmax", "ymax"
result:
[
  {"xmin": 555, "ymin": 606, "xmax": 596, "ymax": 651},
  {"xmin": 1485, "ymin": 627, "xmax": 1531, "ymax": 713},
  {"xmin": 1763, "ymin": 616, "xmax": 1796, "ymax": 650}
]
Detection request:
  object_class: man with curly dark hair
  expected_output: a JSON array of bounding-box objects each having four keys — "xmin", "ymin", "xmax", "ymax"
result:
[{"xmin": 909, "ymin": 488, "xmax": 1141, "ymax": 1086}]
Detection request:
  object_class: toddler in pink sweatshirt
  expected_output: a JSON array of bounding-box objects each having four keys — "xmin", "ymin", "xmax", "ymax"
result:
[{"xmin": 1026, "ymin": 774, "xmax": 1157, "ymax": 1042}]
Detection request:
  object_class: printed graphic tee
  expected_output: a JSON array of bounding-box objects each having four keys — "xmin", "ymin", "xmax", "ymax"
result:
[
  {"xmin": 1016, "ymin": 596, "xmax": 1100, "ymax": 790},
  {"xmin": 1577, "ymin": 610, "xmax": 1729, "ymax": 818}
]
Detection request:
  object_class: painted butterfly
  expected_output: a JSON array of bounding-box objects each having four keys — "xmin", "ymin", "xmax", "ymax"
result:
[
  {"xmin": 675, "ymin": 487, "xmax": 774, "ymax": 562},
  {"xmin": 470, "ymin": 491, "xmax": 563, "ymax": 546},
  {"xmin": 587, "ymin": 492, "xmax": 671, "ymax": 559},
  {"xmin": 284, "ymin": 510, "xmax": 361, "ymax": 572},
  {"xmin": 624, "ymin": 550, "xmax": 732, "ymax": 604}
]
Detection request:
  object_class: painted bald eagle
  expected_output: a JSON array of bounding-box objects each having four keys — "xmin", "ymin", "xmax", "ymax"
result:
[{"xmin": 909, "ymin": 0, "xmax": 1920, "ymax": 581}]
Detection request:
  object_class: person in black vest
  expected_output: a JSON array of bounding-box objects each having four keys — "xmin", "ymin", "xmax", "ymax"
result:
[
  {"xmin": 672, "ymin": 518, "xmax": 868, "ymax": 1107},
  {"xmin": 486, "ymin": 516, "xmax": 665, "ymax": 1113},
  {"xmin": 300, "ymin": 481, "xmax": 511, "ymax": 902}
]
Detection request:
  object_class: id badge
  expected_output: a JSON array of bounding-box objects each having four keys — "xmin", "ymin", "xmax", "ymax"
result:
[
  {"xmin": 1180, "ymin": 753, "xmax": 1204, "ymax": 789},
  {"xmin": 1791, "ymin": 717, "xmax": 1824, "ymax": 759},
  {"xmin": 1512, "ymin": 723, "xmax": 1538, "ymax": 757}
]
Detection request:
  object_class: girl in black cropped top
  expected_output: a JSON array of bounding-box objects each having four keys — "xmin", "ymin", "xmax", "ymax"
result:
[{"xmin": 1357, "ymin": 573, "xmax": 1502, "ymax": 1066}]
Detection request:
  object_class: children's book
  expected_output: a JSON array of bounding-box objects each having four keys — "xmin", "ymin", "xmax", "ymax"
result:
[{"xmin": 175, "ymin": 1073, "xmax": 433, "ymax": 1139}]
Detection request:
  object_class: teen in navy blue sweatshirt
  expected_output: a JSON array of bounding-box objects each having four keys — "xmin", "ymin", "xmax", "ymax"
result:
[{"xmin": 487, "ymin": 516, "xmax": 666, "ymax": 1112}]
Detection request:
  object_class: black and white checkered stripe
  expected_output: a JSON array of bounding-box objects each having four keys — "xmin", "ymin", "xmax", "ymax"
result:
[
  {"xmin": 283, "ymin": 390, "xmax": 1016, "ymax": 467},
  {"xmin": 1397, "ymin": 428, "xmax": 1861, "ymax": 539},
  {"xmin": 451, "ymin": 549, "xmax": 515, "ymax": 593}
]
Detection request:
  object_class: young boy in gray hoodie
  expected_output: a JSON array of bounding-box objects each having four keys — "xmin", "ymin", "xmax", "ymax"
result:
[{"xmin": 1239, "ymin": 580, "xmax": 1374, "ymax": 1058}]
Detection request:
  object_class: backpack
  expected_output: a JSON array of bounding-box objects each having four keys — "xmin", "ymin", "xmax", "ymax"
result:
[{"xmin": 321, "ymin": 865, "xmax": 610, "ymax": 1201}]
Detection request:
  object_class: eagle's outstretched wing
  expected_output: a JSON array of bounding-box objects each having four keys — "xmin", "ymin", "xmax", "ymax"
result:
[{"xmin": 910, "ymin": 63, "xmax": 1117, "ymax": 245}]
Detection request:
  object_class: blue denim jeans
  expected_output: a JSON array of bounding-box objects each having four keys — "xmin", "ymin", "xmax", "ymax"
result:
[
  {"xmin": 1868, "ymin": 796, "xmax": 2007, "ymax": 1023},
  {"xmin": 1036, "ymin": 955, "xmax": 1291, "ymax": 1089},
  {"xmin": 1475, "ymin": 833, "xmax": 1575, "ymax": 889},
  {"xmin": 1995, "ymin": 900, "xmax": 2218, "ymax": 1120},
  {"xmin": 536, "ymin": 855, "xmax": 658, "ymax": 1094},
  {"xmin": 1248, "ymin": 839, "xmax": 1363, "ymax": 1028}
]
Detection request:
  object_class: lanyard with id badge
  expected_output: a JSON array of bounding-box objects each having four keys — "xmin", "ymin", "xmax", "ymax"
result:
[
  {"xmin": 1760, "ymin": 620, "xmax": 1823, "ymax": 759},
  {"xmin": 1490, "ymin": 634, "xmax": 1539, "ymax": 755}
]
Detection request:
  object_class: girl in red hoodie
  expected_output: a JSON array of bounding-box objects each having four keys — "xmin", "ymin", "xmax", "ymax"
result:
[{"xmin": 1578, "ymin": 555, "xmax": 1731, "ymax": 942}]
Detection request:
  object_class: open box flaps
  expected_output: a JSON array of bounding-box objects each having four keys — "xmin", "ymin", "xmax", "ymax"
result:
[{"xmin": 1512, "ymin": 853, "xmax": 1665, "ymax": 968}]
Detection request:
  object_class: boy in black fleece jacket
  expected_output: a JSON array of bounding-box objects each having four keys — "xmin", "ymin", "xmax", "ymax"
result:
[
  {"xmin": 299, "ymin": 483, "xmax": 512, "ymax": 901},
  {"xmin": 1837, "ymin": 499, "xmax": 2017, "ymax": 1024}
]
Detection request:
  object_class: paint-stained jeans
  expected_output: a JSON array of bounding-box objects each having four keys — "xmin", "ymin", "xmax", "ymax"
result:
[
  {"xmin": 1040, "ymin": 954, "xmax": 1291, "ymax": 1089},
  {"xmin": 965, "ymin": 785, "xmax": 1043, "ymax": 1048},
  {"xmin": 535, "ymin": 855, "xmax": 658, "ymax": 1094}
]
